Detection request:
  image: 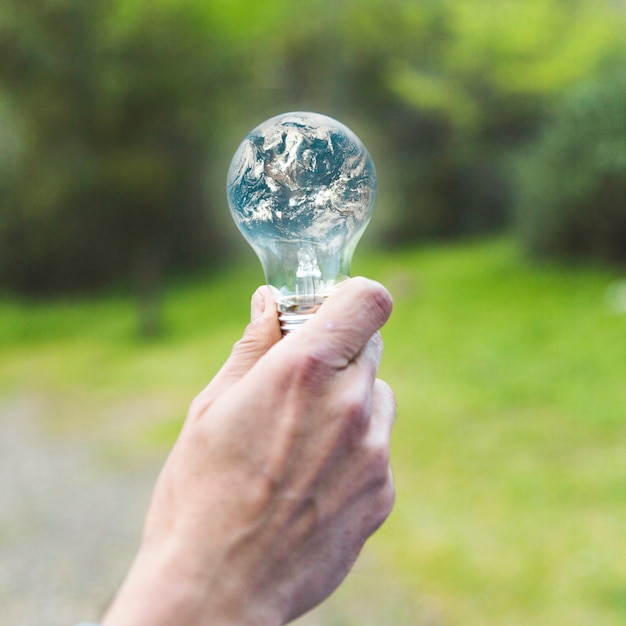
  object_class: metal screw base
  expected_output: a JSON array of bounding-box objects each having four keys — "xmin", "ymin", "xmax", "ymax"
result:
[
  {"xmin": 279, "ymin": 311, "xmax": 317, "ymax": 334},
  {"xmin": 277, "ymin": 298, "xmax": 324, "ymax": 335}
]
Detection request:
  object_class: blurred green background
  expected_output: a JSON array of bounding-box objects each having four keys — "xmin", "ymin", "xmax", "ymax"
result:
[{"xmin": 1, "ymin": 0, "xmax": 625, "ymax": 624}]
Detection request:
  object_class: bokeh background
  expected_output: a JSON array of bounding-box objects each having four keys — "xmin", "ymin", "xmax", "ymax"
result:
[{"xmin": 0, "ymin": 0, "xmax": 625, "ymax": 624}]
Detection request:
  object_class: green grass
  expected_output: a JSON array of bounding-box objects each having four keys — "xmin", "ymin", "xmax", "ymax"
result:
[
  {"xmin": 1, "ymin": 237, "xmax": 625, "ymax": 625},
  {"xmin": 360, "ymin": 239, "xmax": 626, "ymax": 625},
  {"xmin": 0, "ymin": 263, "xmax": 262, "ymax": 444}
]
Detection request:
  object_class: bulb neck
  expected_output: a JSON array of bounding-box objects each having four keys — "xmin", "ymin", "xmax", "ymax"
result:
[{"xmin": 277, "ymin": 297, "xmax": 324, "ymax": 335}]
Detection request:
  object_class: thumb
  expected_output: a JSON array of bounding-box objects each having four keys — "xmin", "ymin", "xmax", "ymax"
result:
[{"xmin": 191, "ymin": 287, "xmax": 281, "ymax": 416}]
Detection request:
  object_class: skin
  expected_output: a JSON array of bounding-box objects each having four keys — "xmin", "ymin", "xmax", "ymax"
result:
[{"xmin": 101, "ymin": 277, "xmax": 396, "ymax": 626}]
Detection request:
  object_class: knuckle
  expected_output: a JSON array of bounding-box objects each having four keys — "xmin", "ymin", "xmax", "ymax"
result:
[
  {"xmin": 362, "ymin": 474, "xmax": 395, "ymax": 535},
  {"xmin": 234, "ymin": 323, "xmax": 273, "ymax": 357},
  {"xmin": 339, "ymin": 388, "xmax": 371, "ymax": 428},
  {"xmin": 375, "ymin": 377, "xmax": 395, "ymax": 402},
  {"xmin": 188, "ymin": 391, "xmax": 210, "ymax": 422},
  {"xmin": 246, "ymin": 471, "xmax": 280, "ymax": 512},
  {"xmin": 230, "ymin": 310, "xmax": 281, "ymax": 362},
  {"xmin": 282, "ymin": 347, "xmax": 333, "ymax": 389},
  {"xmin": 339, "ymin": 389, "xmax": 370, "ymax": 434},
  {"xmin": 367, "ymin": 443, "xmax": 391, "ymax": 480},
  {"xmin": 377, "ymin": 475, "xmax": 396, "ymax": 519},
  {"xmin": 352, "ymin": 278, "xmax": 393, "ymax": 326},
  {"xmin": 375, "ymin": 380, "xmax": 397, "ymax": 429}
]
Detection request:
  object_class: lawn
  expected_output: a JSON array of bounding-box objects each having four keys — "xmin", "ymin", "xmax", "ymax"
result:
[{"xmin": 1, "ymin": 237, "xmax": 625, "ymax": 625}]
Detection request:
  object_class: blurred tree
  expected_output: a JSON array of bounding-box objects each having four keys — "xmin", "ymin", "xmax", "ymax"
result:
[
  {"xmin": 1, "ymin": 0, "xmax": 624, "ymax": 315},
  {"xmin": 356, "ymin": 0, "xmax": 624, "ymax": 242},
  {"xmin": 250, "ymin": 0, "xmax": 624, "ymax": 243},
  {"xmin": 0, "ymin": 0, "xmax": 242, "ymax": 333},
  {"xmin": 516, "ymin": 66, "xmax": 626, "ymax": 267}
]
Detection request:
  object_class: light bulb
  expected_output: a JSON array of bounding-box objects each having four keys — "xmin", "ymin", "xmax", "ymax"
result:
[{"xmin": 227, "ymin": 111, "xmax": 377, "ymax": 333}]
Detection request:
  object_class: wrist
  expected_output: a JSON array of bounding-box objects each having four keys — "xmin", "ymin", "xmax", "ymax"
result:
[
  {"xmin": 101, "ymin": 538, "xmax": 283, "ymax": 626},
  {"xmin": 101, "ymin": 543, "xmax": 203, "ymax": 626}
]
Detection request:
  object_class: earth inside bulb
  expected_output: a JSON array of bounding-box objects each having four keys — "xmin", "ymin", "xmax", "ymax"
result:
[{"xmin": 227, "ymin": 111, "xmax": 377, "ymax": 333}]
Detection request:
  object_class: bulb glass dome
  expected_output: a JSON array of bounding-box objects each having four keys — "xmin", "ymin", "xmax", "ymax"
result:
[{"xmin": 227, "ymin": 111, "xmax": 376, "ymax": 331}]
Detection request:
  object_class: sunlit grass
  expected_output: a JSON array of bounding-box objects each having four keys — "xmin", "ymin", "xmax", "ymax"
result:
[
  {"xmin": 0, "ymin": 263, "xmax": 261, "ymax": 443},
  {"xmin": 358, "ymin": 238, "xmax": 626, "ymax": 626},
  {"xmin": 1, "ymin": 237, "xmax": 624, "ymax": 625}
]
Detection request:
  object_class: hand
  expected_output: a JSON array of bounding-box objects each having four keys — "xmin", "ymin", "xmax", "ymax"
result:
[{"xmin": 102, "ymin": 277, "xmax": 395, "ymax": 626}]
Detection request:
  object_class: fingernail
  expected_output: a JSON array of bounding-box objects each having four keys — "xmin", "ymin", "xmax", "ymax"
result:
[{"xmin": 251, "ymin": 288, "xmax": 266, "ymax": 321}]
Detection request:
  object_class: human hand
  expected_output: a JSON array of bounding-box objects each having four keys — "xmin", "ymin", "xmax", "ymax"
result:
[{"xmin": 102, "ymin": 277, "xmax": 395, "ymax": 626}]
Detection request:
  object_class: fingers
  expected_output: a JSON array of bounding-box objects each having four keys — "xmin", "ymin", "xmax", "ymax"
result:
[
  {"xmin": 190, "ymin": 278, "xmax": 392, "ymax": 424},
  {"xmin": 216, "ymin": 286, "xmax": 281, "ymax": 384},
  {"xmin": 189, "ymin": 287, "xmax": 281, "ymax": 418},
  {"xmin": 365, "ymin": 378, "xmax": 397, "ymax": 449},
  {"xmin": 355, "ymin": 330, "xmax": 384, "ymax": 377},
  {"xmin": 223, "ymin": 286, "xmax": 281, "ymax": 376},
  {"xmin": 321, "ymin": 376, "xmax": 395, "ymax": 543},
  {"xmin": 250, "ymin": 286, "xmax": 269, "ymax": 322},
  {"xmin": 361, "ymin": 378, "xmax": 396, "ymax": 532},
  {"xmin": 284, "ymin": 277, "xmax": 393, "ymax": 371},
  {"xmin": 330, "ymin": 331, "xmax": 385, "ymax": 434}
]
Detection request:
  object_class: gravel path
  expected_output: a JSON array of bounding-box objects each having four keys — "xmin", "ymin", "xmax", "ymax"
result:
[
  {"xmin": 1, "ymin": 393, "xmax": 423, "ymax": 626},
  {"xmin": 0, "ymin": 394, "xmax": 157, "ymax": 626}
]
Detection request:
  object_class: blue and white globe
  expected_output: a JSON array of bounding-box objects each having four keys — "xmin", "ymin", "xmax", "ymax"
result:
[
  {"xmin": 227, "ymin": 112, "xmax": 377, "ymax": 330},
  {"xmin": 227, "ymin": 112, "xmax": 376, "ymax": 250}
]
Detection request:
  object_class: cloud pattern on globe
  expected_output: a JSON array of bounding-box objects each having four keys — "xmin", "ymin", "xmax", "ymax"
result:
[{"xmin": 227, "ymin": 112, "xmax": 377, "ymax": 249}]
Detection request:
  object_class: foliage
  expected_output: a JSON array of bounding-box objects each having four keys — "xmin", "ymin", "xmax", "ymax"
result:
[
  {"xmin": 361, "ymin": 0, "xmax": 624, "ymax": 242},
  {"xmin": 1, "ymin": 237, "xmax": 625, "ymax": 625},
  {"xmin": 0, "ymin": 0, "xmax": 238, "ymax": 297},
  {"xmin": 0, "ymin": 0, "xmax": 624, "ymax": 300},
  {"xmin": 516, "ymin": 66, "xmax": 626, "ymax": 266}
]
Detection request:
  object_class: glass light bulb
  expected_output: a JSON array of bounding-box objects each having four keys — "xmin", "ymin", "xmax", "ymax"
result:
[{"xmin": 227, "ymin": 111, "xmax": 377, "ymax": 333}]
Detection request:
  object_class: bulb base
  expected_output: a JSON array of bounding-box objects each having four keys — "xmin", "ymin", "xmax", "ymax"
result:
[{"xmin": 277, "ymin": 297, "xmax": 324, "ymax": 335}]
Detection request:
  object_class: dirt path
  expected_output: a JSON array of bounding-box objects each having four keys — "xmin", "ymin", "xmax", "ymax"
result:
[
  {"xmin": 0, "ymin": 394, "xmax": 157, "ymax": 625},
  {"xmin": 0, "ymin": 393, "xmax": 423, "ymax": 626}
]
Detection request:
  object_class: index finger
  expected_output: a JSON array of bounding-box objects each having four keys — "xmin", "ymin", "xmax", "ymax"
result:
[{"xmin": 283, "ymin": 277, "xmax": 393, "ymax": 370}]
